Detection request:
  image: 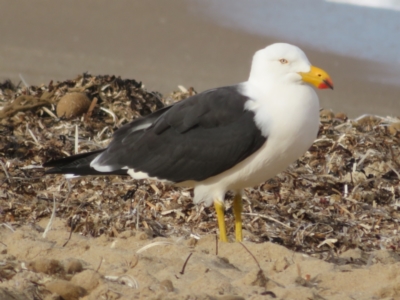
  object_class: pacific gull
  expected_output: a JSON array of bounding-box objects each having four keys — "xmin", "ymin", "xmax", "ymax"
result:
[{"xmin": 44, "ymin": 43, "xmax": 333, "ymax": 242}]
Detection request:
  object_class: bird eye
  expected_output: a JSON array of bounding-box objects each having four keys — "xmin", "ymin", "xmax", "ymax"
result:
[{"xmin": 279, "ymin": 58, "xmax": 288, "ymax": 64}]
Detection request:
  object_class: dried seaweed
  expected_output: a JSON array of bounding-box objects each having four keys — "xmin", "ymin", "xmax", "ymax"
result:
[{"xmin": 1, "ymin": 75, "xmax": 400, "ymax": 262}]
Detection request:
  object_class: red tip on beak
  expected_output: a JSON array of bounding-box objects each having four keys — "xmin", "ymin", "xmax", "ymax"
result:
[{"xmin": 318, "ymin": 78, "xmax": 334, "ymax": 90}]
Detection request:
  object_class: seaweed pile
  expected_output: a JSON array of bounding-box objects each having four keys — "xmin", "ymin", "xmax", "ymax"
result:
[{"xmin": 1, "ymin": 74, "xmax": 399, "ymax": 260}]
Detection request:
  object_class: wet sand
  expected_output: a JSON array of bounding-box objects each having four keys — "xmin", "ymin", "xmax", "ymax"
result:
[{"xmin": 0, "ymin": 0, "xmax": 399, "ymax": 117}]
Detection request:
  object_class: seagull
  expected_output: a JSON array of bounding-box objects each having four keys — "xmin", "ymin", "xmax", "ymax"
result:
[{"xmin": 44, "ymin": 43, "xmax": 333, "ymax": 242}]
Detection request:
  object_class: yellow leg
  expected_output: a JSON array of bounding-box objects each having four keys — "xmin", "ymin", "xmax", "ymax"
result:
[
  {"xmin": 214, "ymin": 200, "xmax": 228, "ymax": 242},
  {"xmin": 233, "ymin": 192, "xmax": 243, "ymax": 242}
]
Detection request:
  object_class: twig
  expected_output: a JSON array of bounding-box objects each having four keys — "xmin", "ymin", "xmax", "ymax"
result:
[
  {"xmin": 96, "ymin": 257, "xmax": 103, "ymax": 272},
  {"xmin": 105, "ymin": 275, "xmax": 138, "ymax": 289},
  {"xmin": 215, "ymin": 234, "xmax": 218, "ymax": 256},
  {"xmin": 179, "ymin": 253, "xmax": 193, "ymax": 275},
  {"xmin": 19, "ymin": 74, "xmax": 29, "ymax": 88},
  {"xmin": 0, "ymin": 160, "xmax": 11, "ymax": 184},
  {"xmin": 239, "ymin": 242, "xmax": 285, "ymax": 288},
  {"xmin": 42, "ymin": 195, "xmax": 57, "ymax": 238},
  {"xmin": 100, "ymin": 107, "xmax": 117, "ymax": 124},
  {"xmin": 136, "ymin": 241, "xmax": 174, "ymax": 254},
  {"xmin": 62, "ymin": 212, "xmax": 77, "ymax": 248},
  {"xmin": 243, "ymin": 213, "xmax": 291, "ymax": 229},
  {"xmin": 26, "ymin": 124, "xmax": 40, "ymax": 146},
  {"xmin": 75, "ymin": 125, "xmax": 79, "ymax": 154},
  {"xmin": 239, "ymin": 242, "xmax": 261, "ymax": 270},
  {"xmin": 42, "ymin": 106, "xmax": 58, "ymax": 119},
  {"xmin": 19, "ymin": 165, "xmax": 44, "ymax": 170},
  {"xmin": 1, "ymin": 223, "xmax": 15, "ymax": 232},
  {"xmin": 85, "ymin": 97, "xmax": 98, "ymax": 121},
  {"xmin": 62, "ymin": 224, "xmax": 74, "ymax": 247},
  {"xmin": 136, "ymin": 198, "xmax": 141, "ymax": 231}
]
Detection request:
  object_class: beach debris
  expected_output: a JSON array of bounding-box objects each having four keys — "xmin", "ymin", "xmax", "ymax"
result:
[
  {"xmin": 0, "ymin": 92, "xmax": 54, "ymax": 118},
  {"xmin": 179, "ymin": 252, "xmax": 193, "ymax": 275},
  {"xmin": 56, "ymin": 92, "xmax": 91, "ymax": 119},
  {"xmin": 0, "ymin": 74, "xmax": 399, "ymax": 263}
]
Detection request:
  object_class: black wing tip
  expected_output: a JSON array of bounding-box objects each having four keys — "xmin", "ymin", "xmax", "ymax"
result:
[
  {"xmin": 44, "ymin": 168, "xmax": 62, "ymax": 175},
  {"xmin": 42, "ymin": 160, "xmax": 60, "ymax": 168},
  {"xmin": 42, "ymin": 149, "xmax": 105, "ymax": 169}
]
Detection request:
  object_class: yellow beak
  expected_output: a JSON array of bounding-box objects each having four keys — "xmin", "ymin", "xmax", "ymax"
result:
[{"xmin": 299, "ymin": 66, "xmax": 334, "ymax": 89}]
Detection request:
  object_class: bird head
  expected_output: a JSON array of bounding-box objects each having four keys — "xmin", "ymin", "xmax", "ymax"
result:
[{"xmin": 249, "ymin": 43, "xmax": 333, "ymax": 90}]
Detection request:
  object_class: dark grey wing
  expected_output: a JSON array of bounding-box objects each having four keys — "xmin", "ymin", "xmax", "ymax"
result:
[
  {"xmin": 92, "ymin": 86, "xmax": 267, "ymax": 182},
  {"xmin": 43, "ymin": 106, "xmax": 173, "ymax": 176}
]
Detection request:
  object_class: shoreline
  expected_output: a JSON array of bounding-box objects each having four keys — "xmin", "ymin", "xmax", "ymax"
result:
[{"xmin": 0, "ymin": 0, "xmax": 398, "ymax": 118}]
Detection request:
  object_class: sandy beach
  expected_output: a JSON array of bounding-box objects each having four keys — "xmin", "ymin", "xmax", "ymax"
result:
[{"xmin": 2, "ymin": 218, "xmax": 400, "ymax": 299}]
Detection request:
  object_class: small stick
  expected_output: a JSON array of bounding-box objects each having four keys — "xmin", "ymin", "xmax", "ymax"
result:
[
  {"xmin": 100, "ymin": 107, "xmax": 117, "ymax": 123},
  {"xmin": 85, "ymin": 97, "xmax": 98, "ymax": 121},
  {"xmin": 62, "ymin": 225, "xmax": 74, "ymax": 247},
  {"xmin": 239, "ymin": 242, "xmax": 261, "ymax": 270},
  {"xmin": 1, "ymin": 223, "xmax": 15, "ymax": 232},
  {"xmin": 239, "ymin": 242, "xmax": 285, "ymax": 288},
  {"xmin": 215, "ymin": 235, "xmax": 218, "ymax": 256},
  {"xmin": 0, "ymin": 160, "xmax": 11, "ymax": 184},
  {"xmin": 179, "ymin": 253, "xmax": 193, "ymax": 275},
  {"xmin": 42, "ymin": 106, "xmax": 58, "ymax": 119},
  {"xmin": 62, "ymin": 214, "xmax": 77, "ymax": 248},
  {"xmin": 136, "ymin": 198, "xmax": 141, "ymax": 231},
  {"xmin": 26, "ymin": 124, "xmax": 40, "ymax": 146},
  {"xmin": 19, "ymin": 73, "xmax": 29, "ymax": 88},
  {"xmin": 242, "ymin": 213, "xmax": 290, "ymax": 229},
  {"xmin": 96, "ymin": 257, "xmax": 103, "ymax": 272},
  {"xmin": 74, "ymin": 125, "xmax": 79, "ymax": 154},
  {"xmin": 42, "ymin": 195, "xmax": 56, "ymax": 238}
]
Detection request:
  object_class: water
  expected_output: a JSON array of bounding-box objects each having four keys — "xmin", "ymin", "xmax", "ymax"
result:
[
  {"xmin": 190, "ymin": 0, "xmax": 400, "ymax": 85},
  {"xmin": 327, "ymin": 0, "xmax": 400, "ymax": 11}
]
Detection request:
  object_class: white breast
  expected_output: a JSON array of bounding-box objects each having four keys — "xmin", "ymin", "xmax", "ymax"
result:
[{"xmin": 191, "ymin": 82, "xmax": 320, "ymax": 206}]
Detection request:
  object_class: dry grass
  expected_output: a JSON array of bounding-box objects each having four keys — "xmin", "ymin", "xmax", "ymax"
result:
[{"xmin": 1, "ymin": 74, "xmax": 400, "ymax": 264}]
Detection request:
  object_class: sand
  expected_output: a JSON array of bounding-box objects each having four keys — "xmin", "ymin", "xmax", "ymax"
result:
[{"xmin": 1, "ymin": 218, "xmax": 400, "ymax": 300}]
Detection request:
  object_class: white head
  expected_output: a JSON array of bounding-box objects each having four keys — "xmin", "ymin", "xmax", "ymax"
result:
[{"xmin": 249, "ymin": 43, "xmax": 333, "ymax": 90}]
